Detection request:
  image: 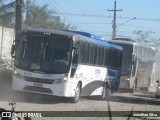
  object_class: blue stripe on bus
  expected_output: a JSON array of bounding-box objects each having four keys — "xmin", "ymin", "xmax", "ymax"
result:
[
  {"xmin": 63, "ymin": 30, "xmax": 122, "ymax": 50},
  {"xmin": 94, "ymin": 39, "xmax": 122, "ymax": 49}
]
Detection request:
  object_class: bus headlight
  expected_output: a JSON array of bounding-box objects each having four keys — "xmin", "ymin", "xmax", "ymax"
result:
[
  {"xmin": 121, "ymin": 76, "xmax": 130, "ymax": 80},
  {"xmin": 58, "ymin": 75, "xmax": 68, "ymax": 81},
  {"xmin": 126, "ymin": 78, "xmax": 130, "ymax": 80},
  {"xmin": 13, "ymin": 70, "xmax": 24, "ymax": 79},
  {"xmin": 54, "ymin": 74, "xmax": 68, "ymax": 83},
  {"xmin": 157, "ymin": 86, "xmax": 160, "ymax": 89}
]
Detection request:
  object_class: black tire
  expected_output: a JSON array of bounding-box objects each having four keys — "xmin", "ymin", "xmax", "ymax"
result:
[
  {"xmin": 70, "ymin": 83, "xmax": 81, "ymax": 103},
  {"xmin": 101, "ymin": 83, "xmax": 111, "ymax": 100},
  {"xmin": 131, "ymin": 82, "xmax": 136, "ymax": 93},
  {"xmin": 101, "ymin": 84, "xmax": 107, "ymax": 100}
]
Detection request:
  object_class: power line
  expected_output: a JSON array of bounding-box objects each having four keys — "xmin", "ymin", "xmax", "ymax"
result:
[
  {"xmin": 77, "ymin": 22, "xmax": 112, "ymax": 25},
  {"xmin": 68, "ymin": 0, "xmax": 109, "ymax": 24},
  {"xmin": 25, "ymin": 1, "xmax": 160, "ymax": 39},
  {"xmin": 117, "ymin": 23, "xmax": 160, "ymax": 30},
  {"xmin": 116, "ymin": 17, "xmax": 136, "ymax": 27},
  {"xmin": 66, "ymin": 9, "xmax": 108, "ymax": 13},
  {"xmin": 49, "ymin": 0, "xmax": 99, "ymax": 31},
  {"xmin": 48, "ymin": 0, "xmax": 87, "ymax": 31},
  {"xmin": 58, "ymin": 12, "xmax": 160, "ymax": 22}
]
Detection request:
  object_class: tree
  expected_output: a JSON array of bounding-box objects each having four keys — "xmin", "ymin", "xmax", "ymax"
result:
[
  {"xmin": 133, "ymin": 30, "xmax": 153, "ymax": 44},
  {"xmin": 133, "ymin": 30, "xmax": 160, "ymax": 48},
  {"xmin": 0, "ymin": 0, "xmax": 15, "ymax": 27},
  {"xmin": 24, "ymin": 1, "xmax": 76, "ymax": 30}
]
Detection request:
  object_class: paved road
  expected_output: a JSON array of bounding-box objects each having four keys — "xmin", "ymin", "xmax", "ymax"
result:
[{"xmin": 0, "ymin": 86, "xmax": 160, "ymax": 120}]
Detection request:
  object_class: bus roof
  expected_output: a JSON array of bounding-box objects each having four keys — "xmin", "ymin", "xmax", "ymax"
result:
[
  {"xmin": 113, "ymin": 38, "xmax": 136, "ymax": 42},
  {"xmin": 107, "ymin": 39, "xmax": 136, "ymax": 45},
  {"xmin": 22, "ymin": 28, "xmax": 122, "ymax": 50},
  {"xmin": 63, "ymin": 29, "xmax": 122, "ymax": 50},
  {"xmin": 63, "ymin": 29, "xmax": 105, "ymax": 41},
  {"xmin": 108, "ymin": 39, "xmax": 155, "ymax": 50}
]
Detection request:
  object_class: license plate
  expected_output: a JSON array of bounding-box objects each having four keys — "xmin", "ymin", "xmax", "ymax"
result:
[{"xmin": 33, "ymin": 83, "xmax": 43, "ymax": 87}]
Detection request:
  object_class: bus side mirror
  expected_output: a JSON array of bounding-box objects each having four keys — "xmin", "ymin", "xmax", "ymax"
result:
[
  {"xmin": 72, "ymin": 47, "xmax": 80, "ymax": 64},
  {"xmin": 73, "ymin": 54, "xmax": 79, "ymax": 64},
  {"xmin": 131, "ymin": 53, "xmax": 136, "ymax": 64},
  {"xmin": 11, "ymin": 45, "xmax": 15, "ymax": 58},
  {"xmin": 156, "ymin": 80, "xmax": 160, "ymax": 83}
]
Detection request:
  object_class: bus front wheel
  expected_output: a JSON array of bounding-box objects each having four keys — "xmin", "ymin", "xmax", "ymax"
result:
[
  {"xmin": 70, "ymin": 83, "xmax": 81, "ymax": 103},
  {"xmin": 131, "ymin": 82, "xmax": 136, "ymax": 93}
]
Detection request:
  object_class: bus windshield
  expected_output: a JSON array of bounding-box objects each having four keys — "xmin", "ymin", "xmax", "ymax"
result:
[
  {"xmin": 120, "ymin": 44, "xmax": 133, "ymax": 76},
  {"xmin": 111, "ymin": 43, "xmax": 133, "ymax": 76},
  {"xmin": 15, "ymin": 34, "xmax": 72, "ymax": 74}
]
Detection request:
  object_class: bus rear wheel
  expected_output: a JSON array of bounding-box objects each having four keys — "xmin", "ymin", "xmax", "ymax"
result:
[
  {"xmin": 70, "ymin": 83, "xmax": 81, "ymax": 103},
  {"xmin": 101, "ymin": 83, "xmax": 111, "ymax": 100}
]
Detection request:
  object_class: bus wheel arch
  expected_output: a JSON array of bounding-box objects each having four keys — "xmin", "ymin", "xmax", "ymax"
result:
[{"xmin": 70, "ymin": 81, "xmax": 82, "ymax": 103}]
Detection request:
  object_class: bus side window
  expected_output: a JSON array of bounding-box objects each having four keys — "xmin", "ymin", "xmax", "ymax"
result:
[
  {"xmin": 81, "ymin": 42, "xmax": 90, "ymax": 64},
  {"xmin": 110, "ymin": 49, "xmax": 115, "ymax": 68},
  {"xmin": 72, "ymin": 42, "xmax": 80, "ymax": 64},
  {"xmin": 115, "ymin": 50, "xmax": 121, "ymax": 69},
  {"xmin": 96, "ymin": 46, "xmax": 103, "ymax": 65},
  {"xmin": 89, "ymin": 44, "xmax": 94, "ymax": 64},
  {"xmin": 104, "ymin": 48, "xmax": 110, "ymax": 67},
  {"xmin": 97, "ymin": 46, "xmax": 101, "ymax": 65},
  {"xmin": 93, "ymin": 46, "xmax": 97, "ymax": 64},
  {"xmin": 73, "ymin": 49, "xmax": 79, "ymax": 64}
]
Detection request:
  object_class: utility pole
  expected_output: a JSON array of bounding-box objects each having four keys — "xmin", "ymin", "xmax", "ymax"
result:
[
  {"xmin": 108, "ymin": 1, "xmax": 122, "ymax": 39},
  {"xmin": 26, "ymin": 0, "xmax": 30, "ymax": 25},
  {"xmin": 15, "ymin": 0, "xmax": 23, "ymax": 50}
]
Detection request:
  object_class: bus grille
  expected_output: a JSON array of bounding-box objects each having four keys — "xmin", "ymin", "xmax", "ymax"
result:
[
  {"xmin": 24, "ymin": 76, "xmax": 54, "ymax": 84},
  {"xmin": 23, "ymin": 86, "xmax": 53, "ymax": 94}
]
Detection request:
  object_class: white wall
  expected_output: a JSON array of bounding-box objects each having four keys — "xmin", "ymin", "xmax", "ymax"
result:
[{"xmin": 0, "ymin": 26, "xmax": 15, "ymax": 59}]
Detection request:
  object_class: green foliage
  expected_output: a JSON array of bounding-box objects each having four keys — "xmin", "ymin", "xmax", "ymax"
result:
[
  {"xmin": 0, "ymin": 55, "xmax": 12, "ymax": 90},
  {"xmin": 107, "ymin": 102, "xmax": 135, "ymax": 120},
  {"xmin": 0, "ymin": 55, "xmax": 13, "ymax": 70},
  {"xmin": 0, "ymin": 0, "xmax": 15, "ymax": 27},
  {"xmin": 127, "ymin": 107, "xmax": 134, "ymax": 120},
  {"xmin": 9, "ymin": 101, "xmax": 16, "ymax": 111},
  {"xmin": 0, "ymin": 0, "xmax": 76, "ymax": 29},
  {"xmin": 24, "ymin": 1, "xmax": 77, "ymax": 30},
  {"xmin": 134, "ymin": 30, "xmax": 156, "ymax": 45},
  {"xmin": 107, "ymin": 101, "xmax": 112, "ymax": 120}
]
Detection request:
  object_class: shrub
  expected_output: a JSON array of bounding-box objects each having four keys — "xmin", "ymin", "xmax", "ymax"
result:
[
  {"xmin": 0, "ymin": 55, "xmax": 13, "ymax": 70},
  {"xmin": 0, "ymin": 55, "xmax": 13, "ymax": 90}
]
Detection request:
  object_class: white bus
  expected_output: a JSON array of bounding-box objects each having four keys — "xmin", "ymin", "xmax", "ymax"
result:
[
  {"xmin": 108, "ymin": 38, "xmax": 156, "ymax": 93},
  {"xmin": 11, "ymin": 28, "xmax": 122, "ymax": 103}
]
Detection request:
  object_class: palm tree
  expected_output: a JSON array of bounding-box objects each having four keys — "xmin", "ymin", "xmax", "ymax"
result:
[
  {"xmin": 24, "ymin": 1, "xmax": 76, "ymax": 30},
  {"xmin": 0, "ymin": 0, "xmax": 15, "ymax": 27}
]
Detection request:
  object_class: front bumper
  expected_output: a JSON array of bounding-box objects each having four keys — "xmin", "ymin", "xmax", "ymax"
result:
[{"xmin": 12, "ymin": 76, "xmax": 77, "ymax": 97}]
